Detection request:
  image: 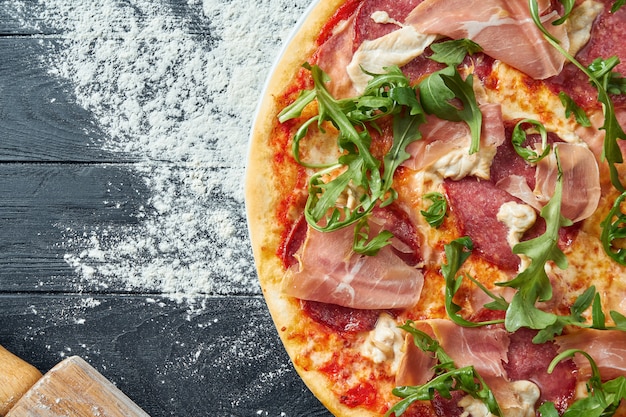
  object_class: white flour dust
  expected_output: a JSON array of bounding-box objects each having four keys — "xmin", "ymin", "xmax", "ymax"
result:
[{"xmin": 23, "ymin": 0, "xmax": 308, "ymax": 299}]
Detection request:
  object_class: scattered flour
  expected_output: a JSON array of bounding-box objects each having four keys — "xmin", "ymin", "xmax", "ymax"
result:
[{"xmin": 13, "ymin": 0, "xmax": 310, "ymax": 300}]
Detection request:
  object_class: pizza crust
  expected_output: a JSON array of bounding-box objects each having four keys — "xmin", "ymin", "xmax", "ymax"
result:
[{"xmin": 245, "ymin": 1, "xmax": 381, "ymax": 416}]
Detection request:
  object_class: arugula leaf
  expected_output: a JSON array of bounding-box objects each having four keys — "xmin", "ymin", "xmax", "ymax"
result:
[
  {"xmin": 545, "ymin": 349, "xmax": 626, "ymax": 417},
  {"xmin": 353, "ymin": 217, "xmax": 393, "ymax": 256},
  {"xmin": 429, "ymin": 39, "xmax": 483, "ymax": 67},
  {"xmin": 442, "ymin": 237, "xmax": 506, "ymax": 327},
  {"xmin": 441, "ymin": 72, "xmax": 483, "ymax": 154},
  {"xmin": 531, "ymin": 284, "xmax": 626, "ymax": 343},
  {"xmin": 612, "ymin": 0, "xmax": 626, "ymax": 12},
  {"xmin": 559, "ymin": 91, "xmax": 592, "ymax": 127},
  {"xmin": 419, "ymin": 68, "xmax": 482, "ymax": 154},
  {"xmin": 280, "ymin": 64, "xmax": 425, "ymax": 249},
  {"xmin": 383, "ymin": 97, "xmax": 426, "ymax": 206},
  {"xmin": 553, "ymin": 0, "xmax": 575, "ymax": 25},
  {"xmin": 419, "ymin": 66, "xmax": 458, "ymax": 118},
  {"xmin": 533, "ymin": 286, "xmax": 596, "ymax": 343},
  {"xmin": 387, "ymin": 322, "xmax": 503, "ymax": 417},
  {"xmin": 511, "ymin": 119, "xmax": 551, "ymax": 163},
  {"xmin": 601, "ymin": 191, "xmax": 626, "ymax": 265},
  {"xmin": 278, "ymin": 88, "xmax": 316, "ymax": 123},
  {"xmin": 529, "ymin": 0, "xmax": 626, "ymax": 192},
  {"xmin": 419, "ymin": 39, "xmax": 483, "ymax": 154},
  {"xmin": 420, "ymin": 192, "xmax": 447, "ymax": 228},
  {"xmin": 500, "ymin": 148, "xmax": 573, "ymax": 332}
]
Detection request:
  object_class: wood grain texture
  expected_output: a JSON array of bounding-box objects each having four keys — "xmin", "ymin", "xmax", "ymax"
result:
[
  {"xmin": 0, "ymin": 295, "xmax": 332, "ymax": 417},
  {"xmin": 0, "ymin": 163, "xmax": 146, "ymax": 292},
  {"xmin": 0, "ymin": 37, "xmax": 127, "ymax": 163},
  {"xmin": 6, "ymin": 356, "xmax": 150, "ymax": 417}
]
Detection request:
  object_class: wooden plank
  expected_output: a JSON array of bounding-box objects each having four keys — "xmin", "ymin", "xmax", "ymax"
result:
[
  {"xmin": 0, "ymin": 1, "xmax": 218, "ymax": 37},
  {"xmin": 0, "ymin": 36, "xmax": 129, "ymax": 162},
  {"xmin": 0, "ymin": 294, "xmax": 332, "ymax": 417},
  {"xmin": 0, "ymin": 163, "xmax": 146, "ymax": 290},
  {"xmin": 0, "ymin": 163, "xmax": 258, "ymax": 298}
]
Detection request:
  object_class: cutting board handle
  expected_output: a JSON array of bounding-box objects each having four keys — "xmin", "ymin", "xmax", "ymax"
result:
[{"xmin": 0, "ymin": 346, "xmax": 43, "ymax": 416}]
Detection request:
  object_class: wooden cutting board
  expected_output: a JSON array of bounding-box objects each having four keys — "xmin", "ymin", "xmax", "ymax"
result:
[{"xmin": 0, "ymin": 346, "xmax": 150, "ymax": 417}]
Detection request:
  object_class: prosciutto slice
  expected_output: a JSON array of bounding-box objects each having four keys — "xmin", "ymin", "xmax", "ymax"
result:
[
  {"xmin": 428, "ymin": 319, "xmax": 510, "ymax": 379},
  {"xmin": 405, "ymin": 0, "xmax": 569, "ymax": 79},
  {"xmin": 556, "ymin": 329, "xmax": 626, "ymax": 381},
  {"xmin": 282, "ymin": 223, "xmax": 423, "ymax": 310},
  {"xmin": 402, "ymin": 103, "xmax": 505, "ymax": 179},
  {"xmin": 314, "ymin": 13, "xmax": 358, "ymax": 98},
  {"xmin": 498, "ymin": 142, "xmax": 601, "ymax": 223}
]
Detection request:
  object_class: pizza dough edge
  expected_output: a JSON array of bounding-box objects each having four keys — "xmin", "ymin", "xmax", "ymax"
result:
[{"xmin": 245, "ymin": 1, "xmax": 379, "ymax": 416}]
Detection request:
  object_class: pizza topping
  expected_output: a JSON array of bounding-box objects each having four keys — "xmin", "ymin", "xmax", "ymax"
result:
[
  {"xmin": 301, "ymin": 300, "xmax": 382, "ymax": 333},
  {"xmin": 279, "ymin": 64, "xmax": 424, "ymax": 251},
  {"xmin": 459, "ymin": 380, "xmax": 539, "ymax": 417},
  {"xmin": 283, "ymin": 222, "xmax": 424, "ymax": 310},
  {"xmin": 601, "ymin": 190, "xmax": 626, "ymax": 265},
  {"xmin": 353, "ymin": 0, "xmax": 423, "ymax": 45},
  {"xmin": 497, "ymin": 202, "xmax": 537, "ymax": 250},
  {"xmin": 504, "ymin": 328, "xmax": 577, "ymax": 413},
  {"xmin": 497, "ymin": 142, "xmax": 601, "ymax": 223},
  {"xmin": 395, "ymin": 332, "xmax": 437, "ymax": 387},
  {"xmin": 347, "ymin": 25, "xmax": 437, "ymax": 94},
  {"xmin": 314, "ymin": 11, "xmax": 358, "ymax": 98},
  {"xmin": 420, "ymin": 192, "xmax": 447, "ymax": 228},
  {"xmin": 534, "ymin": 142, "xmax": 601, "ymax": 222},
  {"xmin": 540, "ymin": 348, "xmax": 626, "ymax": 416},
  {"xmin": 529, "ymin": 0, "xmax": 626, "ymax": 192},
  {"xmin": 428, "ymin": 319, "xmax": 510, "ymax": 379},
  {"xmin": 388, "ymin": 321, "xmax": 503, "ymax": 417},
  {"xmin": 360, "ymin": 313, "xmax": 405, "ymax": 372},
  {"xmin": 556, "ymin": 329, "xmax": 626, "ymax": 381},
  {"xmin": 404, "ymin": 0, "xmax": 569, "ymax": 80},
  {"xmin": 444, "ymin": 177, "xmax": 523, "ymax": 271},
  {"xmin": 403, "ymin": 103, "xmax": 504, "ymax": 180},
  {"xmin": 497, "ymin": 202, "xmax": 537, "ymax": 270}
]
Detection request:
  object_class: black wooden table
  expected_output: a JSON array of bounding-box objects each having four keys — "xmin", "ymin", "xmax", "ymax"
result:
[{"xmin": 0, "ymin": 1, "xmax": 332, "ymax": 416}]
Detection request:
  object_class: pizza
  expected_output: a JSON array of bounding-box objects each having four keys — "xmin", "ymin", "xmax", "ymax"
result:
[{"xmin": 245, "ymin": 1, "xmax": 626, "ymax": 416}]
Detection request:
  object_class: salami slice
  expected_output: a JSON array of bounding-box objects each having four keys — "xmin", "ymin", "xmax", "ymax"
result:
[
  {"xmin": 353, "ymin": 0, "xmax": 424, "ymax": 46},
  {"xmin": 444, "ymin": 177, "xmax": 521, "ymax": 271},
  {"xmin": 546, "ymin": 0, "xmax": 626, "ymax": 110}
]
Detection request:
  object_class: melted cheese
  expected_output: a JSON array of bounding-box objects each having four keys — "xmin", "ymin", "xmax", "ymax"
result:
[
  {"xmin": 458, "ymin": 380, "xmax": 539, "ymax": 417},
  {"xmin": 567, "ymin": 0, "xmax": 604, "ymax": 56},
  {"xmin": 347, "ymin": 25, "xmax": 436, "ymax": 93},
  {"xmin": 484, "ymin": 62, "xmax": 582, "ymax": 143},
  {"xmin": 497, "ymin": 202, "xmax": 536, "ymax": 270},
  {"xmin": 360, "ymin": 313, "xmax": 405, "ymax": 373},
  {"xmin": 426, "ymin": 144, "xmax": 495, "ymax": 180}
]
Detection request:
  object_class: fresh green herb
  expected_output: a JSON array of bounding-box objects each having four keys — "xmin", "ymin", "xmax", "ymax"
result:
[
  {"xmin": 420, "ymin": 192, "xmax": 447, "ymax": 228},
  {"xmin": 442, "ymin": 237, "xmax": 507, "ymax": 327},
  {"xmin": 588, "ymin": 57, "xmax": 626, "ymax": 96},
  {"xmin": 511, "ymin": 119, "xmax": 551, "ymax": 163},
  {"xmin": 499, "ymin": 147, "xmax": 573, "ymax": 332},
  {"xmin": 429, "ymin": 39, "xmax": 483, "ymax": 67},
  {"xmin": 386, "ymin": 321, "xmax": 503, "ymax": 417},
  {"xmin": 600, "ymin": 191, "xmax": 626, "ymax": 265},
  {"xmin": 553, "ymin": 0, "xmax": 575, "ymax": 25},
  {"xmin": 419, "ymin": 40, "xmax": 483, "ymax": 154},
  {"xmin": 559, "ymin": 91, "xmax": 592, "ymax": 127},
  {"xmin": 612, "ymin": 0, "xmax": 626, "ymax": 12},
  {"xmin": 353, "ymin": 217, "xmax": 393, "ymax": 256},
  {"xmin": 278, "ymin": 64, "xmax": 425, "ymax": 249},
  {"xmin": 540, "ymin": 349, "xmax": 626, "ymax": 417},
  {"xmin": 420, "ymin": 69, "xmax": 483, "ymax": 154},
  {"xmin": 529, "ymin": 0, "xmax": 626, "ymax": 192}
]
